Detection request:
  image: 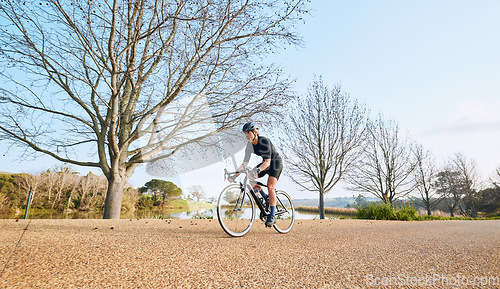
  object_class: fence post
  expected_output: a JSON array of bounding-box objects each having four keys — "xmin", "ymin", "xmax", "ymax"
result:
[{"xmin": 24, "ymin": 186, "xmax": 33, "ymax": 219}]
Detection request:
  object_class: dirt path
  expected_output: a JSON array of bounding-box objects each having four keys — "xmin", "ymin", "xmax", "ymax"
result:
[{"xmin": 1, "ymin": 219, "xmax": 499, "ymax": 288}]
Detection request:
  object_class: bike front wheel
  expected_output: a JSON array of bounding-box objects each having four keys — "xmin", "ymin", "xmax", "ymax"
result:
[
  {"xmin": 217, "ymin": 184, "xmax": 255, "ymax": 237},
  {"xmin": 273, "ymin": 190, "xmax": 295, "ymax": 234}
]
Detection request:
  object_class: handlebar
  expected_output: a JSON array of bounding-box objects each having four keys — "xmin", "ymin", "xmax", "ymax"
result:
[
  {"xmin": 224, "ymin": 166, "xmax": 267, "ymax": 187},
  {"xmin": 224, "ymin": 165, "xmax": 252, "ymax": 181}
]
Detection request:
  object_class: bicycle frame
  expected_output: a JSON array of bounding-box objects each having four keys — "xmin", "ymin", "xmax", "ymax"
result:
[
  {"xmin": 224, "ymin": 166, "xmax": 289, "ymax": 217},
  {"xmin": 218, "ymin": 166, "xmax": 295, "ymax": 236}
]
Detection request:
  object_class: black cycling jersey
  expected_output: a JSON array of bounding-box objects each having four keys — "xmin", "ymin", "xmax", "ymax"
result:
[
  {"xmin": 243, "ymin": 136, "xmax": 279, "ymax": 162},
  {"xmin": 243, "ymin": 136, "xmax": 283, "ymax": 179}
]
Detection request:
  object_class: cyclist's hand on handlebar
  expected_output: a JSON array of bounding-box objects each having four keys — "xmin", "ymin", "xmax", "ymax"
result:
[
  {"xmin": 227, "ymin": 173, "xmax": 237, "ymax": 183},
  {"xmin": 250, "ymin": 167, "xmax": 260, "ymax": 179}
]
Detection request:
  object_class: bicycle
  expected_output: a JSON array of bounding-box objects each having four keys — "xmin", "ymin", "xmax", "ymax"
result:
[{"xmin": 217, "ymin": 165, "xmax": 295, "ymax": 237}]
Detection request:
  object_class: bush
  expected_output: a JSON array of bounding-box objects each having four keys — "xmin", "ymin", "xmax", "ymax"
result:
[
  {"xmin": 395, "ymin": 207, "xmax": 417, "ymax": 221},
  {"xmin": 122, "ymin": 188, "xmax": 140, "ymax": 212},
  {"xmin": 356, "ymin": 203, "xmax": 395, "ymax": 220},
  {"xmin": 356, "ymin": 203, "xmax": 418, "ymax": 221},
  {"xmin": 136, "ymin": 194, "xmax": 154, "ymax": 210}
]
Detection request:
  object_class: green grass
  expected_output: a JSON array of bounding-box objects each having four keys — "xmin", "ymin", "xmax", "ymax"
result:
[
  {"xmin": 159, "ymin": 199, "xmax": 215, "ymax": 213},
  {"xmin": 415, "ymin": 215, "xmax": 500, "ymax": 221}
]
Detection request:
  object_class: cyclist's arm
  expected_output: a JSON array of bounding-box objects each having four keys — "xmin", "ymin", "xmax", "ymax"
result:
[
  {"xmin": 258, "ymin": 159, "xmax": 271, "ymax": 172},
  {"xmin": 240, "ymin": 159, "xmax": 269, "ymax": 174},
  {"xmin": 236, "ymin": 162, "xmax": 249, "ymax": 177},
  {"xmin": 228, "ymin": 163, "xmax": 246, "ymax": 182}
]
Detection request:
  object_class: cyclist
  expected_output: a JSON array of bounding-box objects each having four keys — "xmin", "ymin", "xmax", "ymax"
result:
[{"xmin": 228, "ymin": 122, "xmax": 283, "ymax": 227}]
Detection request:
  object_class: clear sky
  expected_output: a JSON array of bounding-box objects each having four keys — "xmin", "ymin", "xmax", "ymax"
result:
[
  {"xmin": 1, "ymin": 0, "xmax": 499, "ymax": 200},
  {"xmin": 274, "ymin": 0, "xmax": 500, "ymax": 188}
]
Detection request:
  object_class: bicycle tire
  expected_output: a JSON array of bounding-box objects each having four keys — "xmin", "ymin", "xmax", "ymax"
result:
[
  {"xmin": 217, "ymin": 184, "xmax": 255, "ymax": 237},
  {"xmin": 273, "ymin": 190, "xmax": 295, "ymax": 234}
]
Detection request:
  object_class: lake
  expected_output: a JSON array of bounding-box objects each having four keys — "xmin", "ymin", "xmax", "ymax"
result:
[{"xmin": 6, "ymin": 207, "xmax": 352, "ymax": 220}]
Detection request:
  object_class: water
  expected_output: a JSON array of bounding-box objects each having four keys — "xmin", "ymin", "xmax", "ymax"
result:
[
  {"xmin": 294, "ymin": 210, "xmax": 354, "ymax": 219},
  {"xmin": 4, "ymin": 209, "xmax": 216, "ymax": 220},
  {"xmin": 4, "ymin": 208, "xmax": 352, "ymax": 220}
]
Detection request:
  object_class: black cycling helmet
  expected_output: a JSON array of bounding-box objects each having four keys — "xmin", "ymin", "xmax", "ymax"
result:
[{"xmin": 242, "ymin": 122, "xmax": 258, "ymax": 132}]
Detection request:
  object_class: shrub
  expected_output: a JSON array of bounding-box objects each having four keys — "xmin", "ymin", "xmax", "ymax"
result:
[
  {"xmin": 122, "ymin": 188, "xmax": 140, "ymax": 212},
  {"xmin": 395, "ymin": 207, "xmax": 417, "ymax": 221},
  {"xmin": 357, "ymin": 203, "xmax": 395, "ymax": 220},
  {"xmin": 136, "ymin": 194, "xmax": 154, "ymax": 210},
  {"xmin": 356, "ymin": 203, "xmax": 418, "ymax": 221}
]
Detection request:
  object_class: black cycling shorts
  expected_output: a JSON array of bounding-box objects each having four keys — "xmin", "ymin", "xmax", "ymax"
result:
[{"xmin": 257, "ymin": 156, "xmax": 283, "ymax": 180}]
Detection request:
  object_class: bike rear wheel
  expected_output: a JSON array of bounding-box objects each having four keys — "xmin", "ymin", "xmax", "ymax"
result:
[
  {"xmin": 273, "ymin": 190, "xmax": 295, "ymax": 234},
  {"xmin": 217, "ymin": 184, "xmax": 255, "ymax": 237}
]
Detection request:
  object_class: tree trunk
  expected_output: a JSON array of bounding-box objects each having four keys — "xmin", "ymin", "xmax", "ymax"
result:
[
  {"xmin": 471, "ymin": 207, "xmax": 476, "ymax": 218},
  {"xmin": 161, "ymin": 195, "xmax": 166, "ymax": 207},
  {"xmin": 427, "ymin": 206, "xmax": 431, "ymax": 216},
  {"xmin": 103, "ymin": 176, "xmax": 126, "ymax": 219},
  {"xmin": 52, "ymin": 189, "xmax": 63, "ymax": 209},
  {"xmin": 319, "ymin": 192, "xmax": 325, "ymax": 219}
]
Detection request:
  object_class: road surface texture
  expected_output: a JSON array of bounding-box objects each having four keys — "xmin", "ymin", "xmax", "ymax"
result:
[{"xmin": 1, "ymin": 219, "xmax": 499, "ymax": 288}]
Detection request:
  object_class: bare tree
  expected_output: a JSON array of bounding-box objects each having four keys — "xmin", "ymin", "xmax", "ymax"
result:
[
  {"xmin": 347, "ymin": 115, "xmax": 416, "ymax": 206},
  {"xmin": 453, "ymin": 153, "xmax": 481, "ymax": 218},
  {"xmin": 490, "ymin": 166, "xmax": 500, "ymax": 189},
  {"xmin": 280, "ymin": 77, "xmax": 367, "ymax": 219},
  {"xmin": 188, "ymin": 185, "xmax": 205, "ymax": 202},
  {"xmin": 412, "ymin": 144, "xmax": 441, "ymax": 215},
  {"xmin": 434, "ymin": 167, "xmax": 463, "ymax": 217},
  {"xmin": 83, "ymin": 174, "xmax": 108, "ymax": 210},
  {"xmin": 0, "ymin": 0, "xmax": 308, "ymax": 218},
  {"xmin": 65, "ymin": 172, "xmax": 81, "ymax": 211},
  {"xmin": 51, "ymin": 166, "xmax": 77, "ymax": 210},
  {"xmin": 20, "ymin": 172, "xmax": 41, "ymax": 208},
  {"xmin": 0, "ymin": 190, "xmax": 8, "ymax": 211},
  {"xmin": 481, "ymin": 166, "xmax": 500, "ymax": 215},
  {"xmin": 40, "ymin": 169, "xmax": 59, "ymax": 204},
  {"xmin": 79, "ymin": 172, "xmax": 99, "ymax": 211}
]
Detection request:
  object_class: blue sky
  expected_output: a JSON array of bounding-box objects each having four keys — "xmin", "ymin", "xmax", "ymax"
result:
[
  {"xmin": 275, "ymin": 0, "xmax": 500, "ymax": 176},
  {"xmin": 1, "ymin": 0, "xmax": 499, "ymax": 200}
]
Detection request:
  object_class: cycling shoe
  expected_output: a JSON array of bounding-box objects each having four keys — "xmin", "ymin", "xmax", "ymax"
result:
[{"xmin": 265, "ymin": 215, "xmax": 276, "ymax": 227}]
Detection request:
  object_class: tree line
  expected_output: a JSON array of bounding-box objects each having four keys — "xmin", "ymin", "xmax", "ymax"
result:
[
  {"xmin": 280, "ymin": 77, "xmax": 500, "ymax": 219},
  {"xmin": 0, "ymin": 166, "xmax": 184, "ymax": 217}
]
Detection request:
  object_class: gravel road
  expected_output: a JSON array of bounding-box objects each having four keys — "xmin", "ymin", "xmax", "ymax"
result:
[{"xmin": 1, "ymin": 219, "xmax": 499, "ymax": 288}]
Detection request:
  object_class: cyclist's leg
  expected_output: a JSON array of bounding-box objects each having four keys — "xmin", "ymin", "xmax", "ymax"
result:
[
  {"xmin": 264, "ymin": 176, "xmax": 277, "ymax": 226},
  {"xmin": 266, "ymin": 158, "xmax": 282, "ymax": 207},
  {"xmin": 265, "ymin": 158, "xmax": 283, "ymax": 225},
  {"xmin": 267, "ymin": 176, "xmax": 278, "ymax": 206},
  {"xmin": 252, "ymin": 162, "xmax": 267, "ymax": 192}
]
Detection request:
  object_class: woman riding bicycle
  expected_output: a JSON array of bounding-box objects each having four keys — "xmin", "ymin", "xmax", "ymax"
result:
[{"xmin": 229, "ymin": 122, "xmax": 283, "ymax": 227}]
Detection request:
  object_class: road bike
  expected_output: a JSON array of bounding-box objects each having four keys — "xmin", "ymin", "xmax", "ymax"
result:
[{"xmin": 217, "ymin": 165, "xmax": 295, "ymax": 237}]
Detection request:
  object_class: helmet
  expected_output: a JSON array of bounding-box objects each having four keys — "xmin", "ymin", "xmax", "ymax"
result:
[{"xmin": 242, "ymin": 122, "xmax": 258, "ymax": 132}]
